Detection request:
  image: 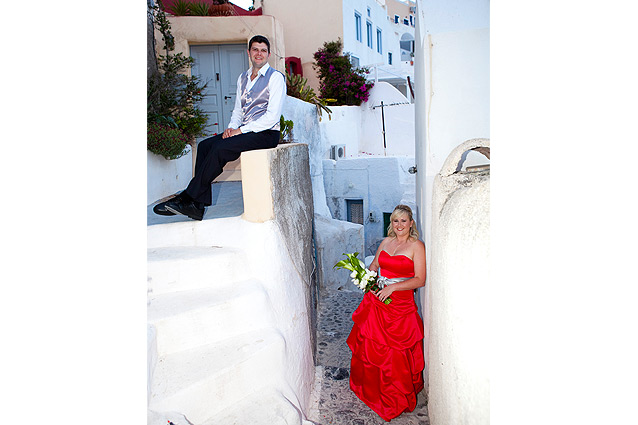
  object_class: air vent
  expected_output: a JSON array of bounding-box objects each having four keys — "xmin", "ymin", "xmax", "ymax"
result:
[{"xmin": 330, "ymin": 144, "xmax": 346, "ymax": 160}]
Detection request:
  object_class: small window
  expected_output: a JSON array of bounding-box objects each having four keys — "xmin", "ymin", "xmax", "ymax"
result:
[
  {"xmin": 355, "ymin": 12, "xmax": 362, "ymax": 42},
  {"xmin": 351, "ymin": 55, "xmax": 360, "ymax": 68},
  {"xmin": 347, "ymin": 200, "xmax": 364, "ymax": 225},
  {"xmin": 410, "ymin": 15, "xmax": 414, "ymax": 26},
  {"xmin": 383, "ymin": 213, "xmax": 392, "ymax": 236},
  {"xmin": 376, "ymin": 28, "xmax": 382, "ymax": 54},
  {"xmin": 388, "ymin": 52, "xmax": 392, "ymax": 65},
  {"xmin": 394, "ymin": 14, "xmax": 399, "ymax": 24},
  {"xmin": 367, "ymin": 7, "xmax": 371, "ymax": 17},
  {"xmin": 366, "ymin": 21, "xmax": 373, "ymax": 48},
  {"xmin": 403, "ymin": 18, "xmax": 409, "ymax": 26}
]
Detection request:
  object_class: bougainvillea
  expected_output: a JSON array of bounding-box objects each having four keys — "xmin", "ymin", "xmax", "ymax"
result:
[{"xmin": 313, "ymin": 39, "xmax": 374, "ymax": 106}]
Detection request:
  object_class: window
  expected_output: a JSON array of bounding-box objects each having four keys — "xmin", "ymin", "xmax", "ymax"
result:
[
  {"xmin": 367, "ymin": 7, "xmax": 371, "ymax": 17},
  {"xmin": 376, "ymin": 28, "xmax": 382, "ymax": 54},
  {"xmin": 403, "ymin": 18, "xmax": 409, "ymax": 26},
  {"xmin": 383, "ymin": 213, "xmax": 392, "ymax": 236},
  {"xmin": 394, "ymin": 14, "xmax": 399, "ymax": 24},
  {"xmin": 351, "ymin": 55, "xmax": 360, "ymax": 68},
  {"xmin": 347, "ymin": 200, "xmax": 364, "ymax": 225},
  {"xmin": 355, "ymin": 12, "xmax": 362, "ymax": 42},
  {"xmin": 366, "ymin": 21, "xmax": 373, "ymax": 48},
  {"xmin": 410, "ymin": 15, "xmax": 414, "ymax": 26},
  {"xmin": 388, "ymin": 52, "xmax": 392, "ymax": 65}
]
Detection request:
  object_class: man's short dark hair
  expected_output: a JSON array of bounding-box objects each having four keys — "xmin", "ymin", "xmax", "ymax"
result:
[{"xmin": 249, "ymin": 35, "xmax": 270, "ymax": 53}]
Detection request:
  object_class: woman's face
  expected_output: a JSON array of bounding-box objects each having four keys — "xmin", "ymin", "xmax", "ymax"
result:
[{"xmin": 392, "ymin": 213, "xmax": 412, "ymax": 237}]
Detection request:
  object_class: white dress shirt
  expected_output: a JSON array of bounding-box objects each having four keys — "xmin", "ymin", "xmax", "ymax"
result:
[{"xmin": 228, "ymin": 63, "xmax": 286, "ymax": 133}]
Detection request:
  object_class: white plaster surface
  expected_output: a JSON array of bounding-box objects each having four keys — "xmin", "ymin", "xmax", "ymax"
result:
[
  {"xmin": 148, "ymin": 217, "xmax": 316, "ymax": 425},
  {"xmin": 147, "ymin": 149, "xmax": 193, "ymax": 205},
  {"xmin": 413, "ymin": 0, "xmax": 490, "ymax": 399},
  {"xmin": 282, "ymin": 96, "xmax": 332, "ymax": 217},
  {"xmin": 319, "ymin": 106, "xmax": 362, "ymax": 161},
  {"xmin": 360, "ymin": 82, "xmax": 415, "ymax": 156},
  {"xmin": 322, "ymin": 156, "xmax": 416, "ymax": 256},
  {"xmin": 428, "ymin": 139, "xmax": 490, "ymax": 425},
  {"xmin": 147, "ymin": 145, "xmax": 317, "ymax": 424},
  {"xmin": 313, "ymin": 214, "xmax": 365, "ymax": 293},
  {"xmin": 319, "ymin": 83, "xmax": 415, "ymax": 158}
]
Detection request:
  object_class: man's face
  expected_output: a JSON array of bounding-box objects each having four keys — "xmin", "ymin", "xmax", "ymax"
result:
[{"xmin": 248, "ymin": 42, "xmax": 270, "ymax": 70}]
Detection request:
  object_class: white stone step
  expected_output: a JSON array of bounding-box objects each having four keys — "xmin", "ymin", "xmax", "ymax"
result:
[
  {"xmin": 147, "ymin": 245, "xmax": 252, "ymax": 296},
  {"xmin": 149, "ymin": 328, "xmax": 286, "ymax": 425},
  {"xmin": 147, "ymin": 216, "xmax": 251, "ymax": 250},
  {"xmin": 203, "ymin": 387, "xmax": 311, "ymax": 425},
  {"xmin": 148, "ymin": 280, "xmax": 274, "ymax": 356}
]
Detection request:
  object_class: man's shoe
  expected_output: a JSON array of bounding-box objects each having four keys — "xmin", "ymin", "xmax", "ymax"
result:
[
  {"xmin": 164, "ymin": 198, "xmax": 205, "ymax": 221},
  {"xmin": 153, "ymin": 200, "xmax": 176, "ymax": 216}
]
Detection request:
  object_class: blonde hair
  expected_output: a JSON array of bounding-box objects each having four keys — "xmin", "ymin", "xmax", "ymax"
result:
[{"xmin": 386, "ymin": 204, "xmax": 419, "ymax": 240}]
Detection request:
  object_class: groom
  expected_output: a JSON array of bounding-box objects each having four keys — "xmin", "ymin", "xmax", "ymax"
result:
[{"xmin": 154, "ymin": 34, "xmax": 286, "ymax": 220}]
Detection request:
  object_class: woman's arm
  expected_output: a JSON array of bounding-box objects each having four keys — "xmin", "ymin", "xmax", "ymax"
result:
[{"xmin": 375, "ymin": 240, "xmax": 426, "ymax": 302}]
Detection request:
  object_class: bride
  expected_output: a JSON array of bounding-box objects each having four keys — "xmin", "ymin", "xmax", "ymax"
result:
[{"xmin": 346, "ymin": 204, "xmax": 426, "ymax": 422}]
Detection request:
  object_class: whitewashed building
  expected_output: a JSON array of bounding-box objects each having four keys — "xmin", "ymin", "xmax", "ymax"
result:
[{"xmin": 258, "ymin": 0, "xmax": 416, "ymax": 98}]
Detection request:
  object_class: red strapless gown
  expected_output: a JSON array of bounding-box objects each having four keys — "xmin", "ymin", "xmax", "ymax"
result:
[{"xmin": 346, "ymin": 250, "xmax": 425, "ymax": 421}]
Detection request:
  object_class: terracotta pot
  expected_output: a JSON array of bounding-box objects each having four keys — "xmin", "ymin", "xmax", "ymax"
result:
[{"xmin": 209, "ymin": 3, "xmax": 234, "ymax": 16}]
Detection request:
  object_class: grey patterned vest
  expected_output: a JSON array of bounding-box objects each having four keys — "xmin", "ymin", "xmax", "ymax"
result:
[{"xmin": 239, "ymin": 66, "xmax": 283, "ymax": 130}]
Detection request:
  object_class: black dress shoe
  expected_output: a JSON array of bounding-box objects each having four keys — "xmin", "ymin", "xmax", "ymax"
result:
[
  {"xmin": 164, "ymin": 198, "xmax": 205, "ymax": 221},
  {"xmin": 153, "ymin": 200, "xmax": 176, "ymax": 216}
]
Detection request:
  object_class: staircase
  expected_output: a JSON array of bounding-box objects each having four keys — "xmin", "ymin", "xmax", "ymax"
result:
[{"xmin": 147, "ymin": 217, "xmax": 314, "ymax": 425}]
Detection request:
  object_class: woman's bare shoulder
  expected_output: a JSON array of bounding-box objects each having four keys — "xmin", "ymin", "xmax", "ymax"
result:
[{"xmin": 409, "ymin": 238, "xmax": 426, "ymax": 252}]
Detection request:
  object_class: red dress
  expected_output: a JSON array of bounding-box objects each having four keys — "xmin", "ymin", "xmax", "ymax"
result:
[{"xmin": 346, "ymin": 250, "xmax": 425, "ymax": 421}]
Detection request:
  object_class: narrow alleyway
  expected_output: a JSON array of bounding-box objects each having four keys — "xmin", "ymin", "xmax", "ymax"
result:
[{"xmin": 307, "ymin": 288, "xmax": 429, "ymax": 425}]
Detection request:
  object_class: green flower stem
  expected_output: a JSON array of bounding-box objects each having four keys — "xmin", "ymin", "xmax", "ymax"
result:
[{"xmin": 369, "ymin": 283, "xmax": 392, "ymax": 304}]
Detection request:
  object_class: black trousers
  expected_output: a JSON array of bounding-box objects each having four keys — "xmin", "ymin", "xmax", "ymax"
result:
[{"xmin": 183, "ymin": 129, "xmax": 280, "ymax": 206}]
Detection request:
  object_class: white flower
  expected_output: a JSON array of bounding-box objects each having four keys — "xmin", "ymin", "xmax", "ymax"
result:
[{"xmin": 350, "ymin": 271, "xmax": 357, "ymax": 278}]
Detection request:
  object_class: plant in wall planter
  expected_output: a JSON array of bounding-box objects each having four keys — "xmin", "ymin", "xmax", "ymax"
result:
[
  {"xmin": 280, "ymin": 115, "xmax": 294, "ymax": 143},
  {"xmin": 210, "ymin": 0, "xmax": 234, "ymax": 16},
  {"xmin": 285, "ymin": 72, "xmax": 332, "ymax": 121}
]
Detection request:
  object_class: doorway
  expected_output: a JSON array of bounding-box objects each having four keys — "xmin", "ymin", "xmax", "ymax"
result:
[{"xmin": 191, "ymin": 44, "xmax": 249, "ymax": 181}]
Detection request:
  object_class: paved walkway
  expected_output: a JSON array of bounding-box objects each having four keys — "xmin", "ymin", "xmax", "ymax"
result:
[{"xmin": 308, "ymin": 288, "xmax": 429, "ymax": 425}]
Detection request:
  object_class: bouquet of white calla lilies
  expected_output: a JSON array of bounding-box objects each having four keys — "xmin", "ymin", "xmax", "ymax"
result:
[{"xmin": 334, "ymin": 252, "xmax": 392, "ymax": 304}]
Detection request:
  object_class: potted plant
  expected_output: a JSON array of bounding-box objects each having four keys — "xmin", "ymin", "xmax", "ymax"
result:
[{"xmin": 210, "ymin": 0, "xmax": 234, "ymax": 16}]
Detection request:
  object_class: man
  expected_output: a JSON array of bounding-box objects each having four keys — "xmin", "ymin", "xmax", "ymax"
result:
[{"xmin": 154, "ymin": 35, "xmax": 286, "ymax": 220}]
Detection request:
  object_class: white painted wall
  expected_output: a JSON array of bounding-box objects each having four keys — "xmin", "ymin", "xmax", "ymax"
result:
[
  {"xmin": 281, "ymin": 96, "xmax": 366, "ymax": 293},
  {"xmin": 318, "ymin": 81, "xmax": 417, "ymax": 257},
  {"xmin": 147, "ymin": 216, "xmax": 316, "ymax": 423},
  {"xmin": 360, "ymin": 82, "xmax": 415, "ymax": 156},
  {"xmin": 147, "ymin": 149, "xmax": 193, "ymax": 205},
  {"xmin": 282, "ymin": 96, "xmax": 332, "ymax": 217},
  {"xmin": 342, "ymin": 0, "xmax": 389, "ymax": 67},
  {"xmin": 319, "ymin": 106, "xmax": 362, "ymax": 161},
  {"xmin": 428, "ymin": 139, "xmax": 490, "ymax": 425},
  {"xmin": 314, "ymin": 214, "xmax": 365, "ymax": 293},
  {"xmin": 320, "ymin": 82, "xmax": 414, "ymax": 157},
  {"xmin": 412, "ymin": 0, "xmax": 489, "ymax": 421},
  {"xmin": 414, "ymin": 0, "xmax": 489, "ymax": 251},
  {"xmin": 322, "ymin": 156, "xmax": 415, "ymax": 256}
]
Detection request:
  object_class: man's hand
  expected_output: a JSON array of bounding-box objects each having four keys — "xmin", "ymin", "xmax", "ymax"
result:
[{"xmin": 222, "ymin": 128, "xmax": 242, "ymax": 139}]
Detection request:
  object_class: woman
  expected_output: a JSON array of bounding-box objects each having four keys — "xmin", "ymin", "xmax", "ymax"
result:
[{"xmin": 346, "ymin": 204, "xmax": 426, "ymax": 422}]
